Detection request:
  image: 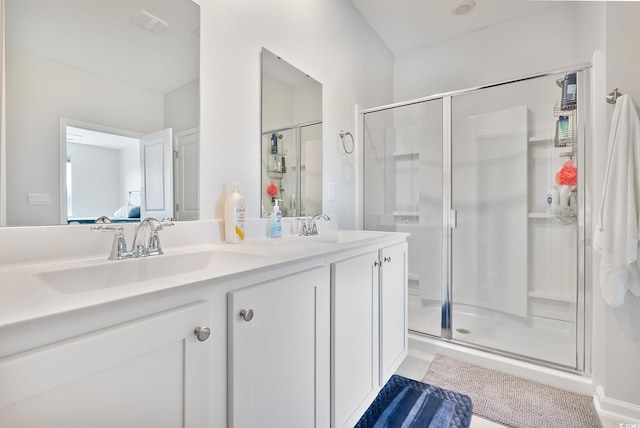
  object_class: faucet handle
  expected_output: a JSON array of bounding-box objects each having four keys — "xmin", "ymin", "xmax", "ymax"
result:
[
  {"xmin": 156, "ymin": 218, "xmax": 175, "ymax": 231},
  {"xmin": 148, "ymin": 233, "xmax": 163, "ymax": 255},
  {"xmin": 95, "ymin": 216, "xmax": 112, "ymax": 224},
  {"xmin": 90, "ymin": 224, "xmax": 124, "ymax": 232},
  {"xmin": 296, "ymin": 217, "xmax": 309, "ymax": 236},
  {"xmin": 91, "ymin": 225, "xmax": 130, "ymax": 260},
  {"xmin": 110, "ymin": 230, "xmax": 130, "ymax": 260},
  {"xmin": 148, "ymin": 218, "xmax": 173, "ymax": 255}
]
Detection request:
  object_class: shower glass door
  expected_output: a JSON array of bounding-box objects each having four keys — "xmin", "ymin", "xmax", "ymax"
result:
[
  {"xmin": 362, "ymin": 68, "xmax": 587, "ymax": 370},
  {"xmin": 363, "ymin": 99, "xmax": 443, "ymax": 337},
  {"xmin": 450, "ymin": 73, "xmax": 581, "ymax": 367}
]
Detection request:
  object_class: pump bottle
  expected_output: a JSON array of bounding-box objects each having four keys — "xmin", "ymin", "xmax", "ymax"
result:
[
  {"xmin": 269, "ymin": 199, "xmax": 282, "ymax": 238},
  {"xmin": 225, "ymin": 182, "xmax": 245, "ymax": 243}
]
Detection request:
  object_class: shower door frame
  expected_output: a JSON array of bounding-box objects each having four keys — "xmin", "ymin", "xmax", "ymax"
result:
[{"xmin": 360, "ymin": 63, "xmax": 592, "ymax": 374}]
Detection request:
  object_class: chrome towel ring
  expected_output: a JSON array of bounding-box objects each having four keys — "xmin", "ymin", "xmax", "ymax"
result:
[{"xmin": 339, "ymin": 130, "xmax": 354, "ymax": 154}]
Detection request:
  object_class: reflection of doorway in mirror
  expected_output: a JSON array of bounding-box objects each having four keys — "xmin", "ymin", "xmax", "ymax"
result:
[
  {"xmin": 64, "ymin": 123, "xmax": 142, "ymax": 224},
  {"xmin": 174, "ymin": 128, "xmax": 200, "ymax": 221}
]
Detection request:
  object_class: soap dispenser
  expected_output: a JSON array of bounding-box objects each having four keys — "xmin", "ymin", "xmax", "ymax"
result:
[
  {"xmin": 269, "ymin": 199, "xmax": 282, "ymax": 238},
  {"xmin": 225, "ymin": 181, "xmax": 245, "ymax": 243}
]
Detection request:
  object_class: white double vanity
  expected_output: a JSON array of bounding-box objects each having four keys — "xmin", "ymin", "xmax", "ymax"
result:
[{"xmin": 0, "ymin": 220, "xmax": 408, "ymax": 428}]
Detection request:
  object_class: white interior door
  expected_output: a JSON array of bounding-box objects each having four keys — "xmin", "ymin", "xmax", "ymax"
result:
[
  {"xmin": 174, "ymin": 129, "xmax": 199, "ymax": 221},
  {"xmin": 140, "ymin": 128, "xmax": 173, "ymax": 220}
]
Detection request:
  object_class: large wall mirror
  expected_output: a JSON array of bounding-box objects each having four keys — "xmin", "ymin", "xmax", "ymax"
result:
[
  {"xmin": 261, "ymin": 48, "xmax": 322, "ymax": 218},
  {"xmin": 2, "ymin": 0, "xmax": 200, "ymax": 226}
]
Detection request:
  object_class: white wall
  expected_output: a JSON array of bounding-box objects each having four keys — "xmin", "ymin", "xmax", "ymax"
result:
[
  {"xmin": 394, "ymin": 4, "xmax": 577, "ymax": 102},
  {"xmin": 200, "ymin": 0, "xmax": 394, "ymax": 228},
  {"xmin": 262, "ymin": 73, "xmax": 295, "ymax": 131},
  {"xmin": 164, "ymin": 79, "xmax": 199, "ymax": 134},
  {"xmin": 5, "ymin": 49, "xmax": 164, "ymax": 226},
  {"xmin": 119, "ymin": 144, "xmax": 141, "ymax": 208},
  {"xmin": 294, "ymin": 81, "xmax": 323, "ymax": 125},
  {"xmin": 67, "ymin": 143, "xmax": 120, "ymax": 218},
  {"xmin": 595, "ymin": 2, "xmax": 640, "ymax": 420}
]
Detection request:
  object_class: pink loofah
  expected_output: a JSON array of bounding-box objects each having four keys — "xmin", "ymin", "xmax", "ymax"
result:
[
  {"xmin": 267, "ymin": 182, "xmax": 278, "ymax": 197},
  {"xmin": 556, "ymin": 159, "xmax": 577, "ymax": 186}
]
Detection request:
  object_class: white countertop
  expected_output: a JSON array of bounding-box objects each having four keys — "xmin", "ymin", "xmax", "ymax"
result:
[{"xmin": 0, "ymin": 229, "xmax": 407, "ymax": 329}]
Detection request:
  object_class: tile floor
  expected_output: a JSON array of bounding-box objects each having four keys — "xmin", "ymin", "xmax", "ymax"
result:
[{"xmin": 395, "ymin": 348, "xmax": 621, "ymax": 428}]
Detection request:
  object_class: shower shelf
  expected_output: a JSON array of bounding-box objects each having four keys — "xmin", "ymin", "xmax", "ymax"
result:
[
  {"xmin": 528, "ymin": 135, "xmax": 553, "ymax": 144},
  {"xmin": 268, "ymin": 170, "xmax": 284, "ymax": 179},
  {"xmin": 393, "ymin": 151, "xmax": 419, "ymax": 158},
  {"xmin": 528, "ymin": 290, "xmax": 575, "ymax": 303},
  {"xmin": 392, "ymin": 211, "xmax": 419, "ymax": 217},
  {"xmin": 528, "ymin": 213, "xmax": 552, "ymax": 219}
]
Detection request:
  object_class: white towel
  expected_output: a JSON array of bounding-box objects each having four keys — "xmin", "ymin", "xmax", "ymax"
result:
[{"xmin": 594, "ymin": 94, "xmax": 640, "ymax": 307}]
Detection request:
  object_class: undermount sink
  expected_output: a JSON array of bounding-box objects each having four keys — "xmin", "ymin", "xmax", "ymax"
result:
[
  {"xmin": 39, "ymin": 250, "xmax": 266, "ymax": 294},
  {"xmin": 242, "ymin": 231, "xmax": 380, "ymax": 248},
  {"xmin": 300, "ymin": 230, "xmax": 381, "ymax": 244}
]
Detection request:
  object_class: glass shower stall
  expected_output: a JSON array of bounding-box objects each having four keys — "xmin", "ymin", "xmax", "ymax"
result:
[{"xmin": 362, "ymin": 67, "xmax": 589, "ymax": 370}]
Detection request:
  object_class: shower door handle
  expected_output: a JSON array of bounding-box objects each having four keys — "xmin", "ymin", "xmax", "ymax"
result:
[{"xmin": 449, "ymin": 209, "xmax": 458, "ymax": 229}]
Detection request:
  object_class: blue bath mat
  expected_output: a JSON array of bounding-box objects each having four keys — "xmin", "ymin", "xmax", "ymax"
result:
[{"xmin": 355, "ymin": 375, "xmax": 472, "ymax": 428}]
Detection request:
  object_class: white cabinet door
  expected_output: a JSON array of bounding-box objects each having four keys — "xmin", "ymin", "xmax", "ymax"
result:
[
  {"xmin": 0, "ymin": 302, "xmax": 210, "ymax": 428},
  {"xmin": 331, "ymin": 251, "xmax": 380, "ymax": 428},
  {"xmin": 379, "ymin": 242, "xmax": 409, "ymax": 384},
  {"xmin": 228, "ymin": 266, "xmax": 330, "ymax": 428}
]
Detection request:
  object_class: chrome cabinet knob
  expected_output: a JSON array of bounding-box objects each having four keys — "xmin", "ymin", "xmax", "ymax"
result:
[
  {"xmin": 194, "ymin": 326, "xmax": 211, "ymax": 342},
  {"xmin": 239, "ymin": 309, "xmax": 254, "ymax": 322}
]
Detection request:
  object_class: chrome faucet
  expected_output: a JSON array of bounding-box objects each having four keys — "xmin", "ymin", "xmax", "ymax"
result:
[
  {"xmin": 132, "ymin": 217, "xmax": 173, "ymax": 257},
  {"xmin": 308, "ymin": 214, "xmax": 331, "ymax": 236},
  {"xmin": 91, "ymin": 217, "xmax": 173, "ymax": 260}
]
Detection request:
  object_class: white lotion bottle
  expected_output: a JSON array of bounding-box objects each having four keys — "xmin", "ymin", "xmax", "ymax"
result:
[
  {"xmin": 269, "ymin": 199, "xmax": 282, "ymax": 238},
  {"xmin": 225, "ymin": 181, "xmax": 245, "ymax": 243}
]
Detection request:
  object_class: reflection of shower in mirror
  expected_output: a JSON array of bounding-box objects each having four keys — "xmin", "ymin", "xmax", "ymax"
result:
[{"xmin": 261, "ymin": 48, "xmax": 323, "ymax": 218}]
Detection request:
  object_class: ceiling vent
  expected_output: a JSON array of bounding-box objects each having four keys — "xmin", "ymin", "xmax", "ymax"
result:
[
  {"xmin": 131, "ymin": 10, "xmax": 170, "ymax": 35},
  {"xmin": 451, "ymin": 0, "xmax": 476, "ymax": 15}
]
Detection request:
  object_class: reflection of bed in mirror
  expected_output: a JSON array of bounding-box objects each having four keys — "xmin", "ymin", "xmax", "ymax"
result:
[{"xmin": 67, "ymin": 191, "xmax": 141, "ymax": 224}]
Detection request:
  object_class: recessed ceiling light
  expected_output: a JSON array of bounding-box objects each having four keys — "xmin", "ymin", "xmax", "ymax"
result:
[
  {"xmin": 131, "ymin": 10, "xmax": 169, "ymax": 35},
  {"xmin": 451, "ymin": 0, "xmax": 476, "ymax": 15}
]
